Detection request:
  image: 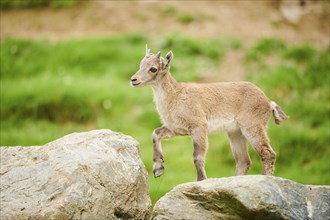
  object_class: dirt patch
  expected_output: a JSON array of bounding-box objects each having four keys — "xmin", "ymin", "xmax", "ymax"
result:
[
  {"xmin": 1, "ymin": 1, "xmax": 328, "ymax": 47},
  {"xmin": 0, "ymin": 1, "xmax": 328, "ymax": 81}
]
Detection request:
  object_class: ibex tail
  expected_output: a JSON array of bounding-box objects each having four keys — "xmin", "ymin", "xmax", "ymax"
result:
[{"xmin": 271, "ymin": 101, "xmax": 288, "ymax": 125}]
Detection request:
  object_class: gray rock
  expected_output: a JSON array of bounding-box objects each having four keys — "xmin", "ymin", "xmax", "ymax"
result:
[
  {"xmin": 152, "ymin": 176, "xmax": 330, "ymax": 220},
  {"xmin": 0, "ymin": 129, "xmax": 151, "ymax": 220}
]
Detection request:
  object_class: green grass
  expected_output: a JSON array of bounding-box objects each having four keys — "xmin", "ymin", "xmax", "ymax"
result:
[
  {"xmin": 176, "ymin": 13, "xmax": 196, "ymax": 24},
  {"xmin": 1, "ymin": 34, "xmax": 329, "ymax": 204},
  {"xmin": 0, "ymin": 0, "xmax": 77, "ymax": 9}
]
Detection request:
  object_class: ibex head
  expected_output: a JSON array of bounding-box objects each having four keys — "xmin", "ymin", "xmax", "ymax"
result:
[{"xmin": 131, "ymin": 45, "xmax": 173, "ymax": 87}]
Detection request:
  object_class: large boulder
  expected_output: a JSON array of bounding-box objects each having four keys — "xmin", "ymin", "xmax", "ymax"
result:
[
  {"xmin": 152, "ymin": 176, "xmax": 330, "ymax": 220},
  {"xmin": 0, "ymin": 129, "xmax": 151, "ymax": 220}
]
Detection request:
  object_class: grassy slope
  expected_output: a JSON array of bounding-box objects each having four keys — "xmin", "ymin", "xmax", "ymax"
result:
[{"xmin": 1, "ymin": 34, "xmax": 329, "ymax": 204}]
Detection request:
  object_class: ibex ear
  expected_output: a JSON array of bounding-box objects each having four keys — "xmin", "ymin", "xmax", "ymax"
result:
[
  {"xmin": 146, "ymin": 44, "xmax": 151, "ymax": 56},
  {"xmin": 163, "ymin": 51, "xmax": 173, "ymax": 69}
]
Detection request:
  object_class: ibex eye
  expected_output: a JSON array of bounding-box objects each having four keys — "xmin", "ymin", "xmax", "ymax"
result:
[{"xmin": 149, "ymin": 67, "xmax": 157, "ymax": 73}]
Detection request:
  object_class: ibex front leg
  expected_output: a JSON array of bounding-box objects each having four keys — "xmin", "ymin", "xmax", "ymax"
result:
[
  {"xmin": 152, "ymin": 126, "xmax": 175, "ymax": 178},
  {"xmin": 191, "ymin": 127, "xmax": 208, "ymax": 181}
]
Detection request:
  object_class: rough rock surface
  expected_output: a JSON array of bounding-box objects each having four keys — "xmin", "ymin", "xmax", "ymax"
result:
[
  {"xmin": 152, "ymin": 176, "xmax": 330, "ymax": 220},
  {"xmin": 0, "ymin": 129, "xmax": 151, "ymax": 220}
]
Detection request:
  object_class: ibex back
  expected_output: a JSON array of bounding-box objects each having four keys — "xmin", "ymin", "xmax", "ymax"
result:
[{"xmin": 130, "ymin": 46, "xmax": 288, "ymax": 181}]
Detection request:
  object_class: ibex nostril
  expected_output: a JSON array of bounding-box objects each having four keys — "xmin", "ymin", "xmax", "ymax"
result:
[{"xmin": 131, "ymin": 78, "xmax": 137, "ymax": 82}]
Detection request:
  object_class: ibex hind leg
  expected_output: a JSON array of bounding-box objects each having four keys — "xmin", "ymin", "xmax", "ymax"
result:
[
  {"xmin": 227, "ymin": 130, "xmax": 252, "ymax": 175},
  {"xmin": 242, "ymin": 126, "xmax": 276, "ymax": 175}
]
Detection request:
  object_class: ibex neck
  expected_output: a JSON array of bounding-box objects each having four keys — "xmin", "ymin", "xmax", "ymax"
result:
[
  {"xmin": 151, "ymin": 72, "xmax": 179, "ymax": 93},
  {"xmin": 151, "ymin": 72, "xmax": 179, "ymax": 124}
]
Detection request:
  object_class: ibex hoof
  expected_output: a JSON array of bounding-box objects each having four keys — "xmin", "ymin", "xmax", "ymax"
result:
[{"xmin": 153, "ymin": 166, "xmax": 164, "ymax": 178}]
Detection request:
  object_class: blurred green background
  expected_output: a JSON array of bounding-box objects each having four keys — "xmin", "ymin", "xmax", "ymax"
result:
[{"xmin": 1, "ymin": 0, "xmax": 329, "ymax": 204}]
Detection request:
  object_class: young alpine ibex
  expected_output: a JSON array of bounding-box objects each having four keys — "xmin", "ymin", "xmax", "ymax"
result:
[{"xmin": 130, "ymin": 46, "xmax": 288, "ymax": 181}]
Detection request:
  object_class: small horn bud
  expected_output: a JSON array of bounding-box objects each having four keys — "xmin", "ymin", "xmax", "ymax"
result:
[{"xmin": 146, "ymin": 44, "xmax": 151, "ymax": 56}]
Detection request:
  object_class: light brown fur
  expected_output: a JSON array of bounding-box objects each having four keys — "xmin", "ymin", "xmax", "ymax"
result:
[{"xmin": 131, "ymin": 47, "xmax": 288, "ymax": 181}]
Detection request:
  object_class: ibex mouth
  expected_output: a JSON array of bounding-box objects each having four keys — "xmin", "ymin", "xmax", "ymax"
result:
[
  {"xmin": 130, "ymin": 77, "xmax": 141, "ymax": 87},
  {"xmin": 131, "ymin": 81, "xmax": 141, "ymax": 87}
]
